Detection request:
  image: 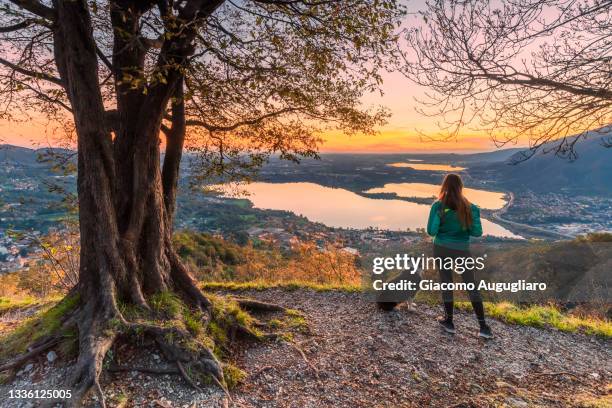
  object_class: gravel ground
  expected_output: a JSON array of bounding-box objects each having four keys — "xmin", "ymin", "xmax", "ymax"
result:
[{"xmin": 1, "ymin": 288, "xmax": 610, "ymax": 407}]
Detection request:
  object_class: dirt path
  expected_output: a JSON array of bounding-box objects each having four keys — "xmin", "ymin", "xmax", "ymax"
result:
[{"xmin": 1, "ymin": 289, "xmax": 610, "ymax": 407}]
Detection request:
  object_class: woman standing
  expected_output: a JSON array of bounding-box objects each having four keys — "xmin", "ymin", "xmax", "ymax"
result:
[{"xmin": 427, "ymin": 174, "xmax": 493, "ymax": 339}]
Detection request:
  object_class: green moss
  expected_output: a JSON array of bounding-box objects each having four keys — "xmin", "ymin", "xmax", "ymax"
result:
[
  {"xmin": 268, "ymin": 319, "xmax": 283, "ymax": 329},
  {"xmin": 209, "ymin": 294, "xmax": 256, "ymax": 330},
  {"xmin": 0, "ymin": 294, "xmax": 79, "ymax": 360},
  {"xmin": 117, "ymin": 301, "xmax": 145, "ymax": 321},
  {"xmin": 207, "ymin": 321, "xmax": 228, "ymax": 349},
  {"xmin": 183, "ymin": 310, "xmax": 204, "ymax": 336},
  {"xmin": 223, "ymin": 363, "xmax": 246, "ymax": 389},
  {"xmin": 285, "ymin": 314, "xmax": 308, "ymax": 332},
  {"xmin": 204, "ymin": 294, "xmax": 271, "ymax": 358},
  {"xmin": 57, "ymin": 327, "xmax": 78, "ymax": 359},
  {"xmin": 150, "ymin": 292, "xmax": 183, "ymax": 319},
  {"xmin": 284, "ymin": 308, "xmax": 302, "ymax": 317},
  {"xmin": 0, "ymin": 296, "xmax": 61, "ymax": 317},
  {"xmin": 201, "ymin": 280, "xmax": 361, "ymax": 293},
  {"xmin": 263, "ymin": 308, "xmax": 308, "ymax": 334}
]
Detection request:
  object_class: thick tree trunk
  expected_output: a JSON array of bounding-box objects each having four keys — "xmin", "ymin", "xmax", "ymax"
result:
[
  {"xmin": 48, "ymin": 2, "xmax": 217, "ymax": 405},
  {"xmin": 53, "ymin": 1, "xmax": 128, "ymax": 404},
  {"xmin": 2, "ymin": 1, "xmax": 288, "ymax": 406},
  {"xmin": 54, "ymin": 0, "xmax": 124, "ymax": 304},
  {"xmin": 53, "ymin": 0, "xmax": 205, "ymax": 302}
]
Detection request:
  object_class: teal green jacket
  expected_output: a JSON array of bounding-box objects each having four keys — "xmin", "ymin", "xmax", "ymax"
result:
[{"xmin": 427, "ymin": 200, "xmax": 482, "ymax": 249}]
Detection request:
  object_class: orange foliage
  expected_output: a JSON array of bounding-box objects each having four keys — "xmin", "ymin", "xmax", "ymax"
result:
[{"xmin": 230, "ymin": 242, "xmax": 362, "ymax": 285}]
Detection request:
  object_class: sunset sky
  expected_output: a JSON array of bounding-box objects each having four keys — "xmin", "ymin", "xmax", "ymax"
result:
[
  {"xmin": 0, "ymin": 68, "xmax": 509, "ymax": 154},
  {"xmin": 320, "ymin": 69, "xmax": 506, "ymax": 153},
  {"xmin": 0, "ymin": 0, "xmax": 521, "ymax": 154}
]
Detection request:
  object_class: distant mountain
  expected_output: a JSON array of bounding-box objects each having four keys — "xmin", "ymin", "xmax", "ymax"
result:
[
  {"xmin": 456, "ymin": 147, "xmax": 524, "ymax": 163},
  {"xmin": 470, "ymin": 129, "xmax": 612, "ymax": 196},
  {"xmin": 3, "ymin": 129, "xmax": 611, "ymax": 198},
  {"xmin": 0, "ymin": 145, "xmax": 42, "ymax": 166},
  {"xmin": 0, "ymin": 145, "xmax": 74, "ymax": 167}
]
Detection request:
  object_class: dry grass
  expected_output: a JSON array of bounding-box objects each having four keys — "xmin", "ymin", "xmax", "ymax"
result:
[{"xmin": 455, "ymin": 301, "xmax": 611, "ymax": 338}]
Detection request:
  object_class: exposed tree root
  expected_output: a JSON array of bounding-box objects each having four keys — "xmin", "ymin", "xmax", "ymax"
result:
[
  {"xmin": 94, "ymin": 380, "xmax": 106, "ymax": 408},
  {"xmin": 176, "ymin": 360, "xmax": 204, "ymax": 392},
  {"xmin": 1, "ymin": 290, "xmax": 300, "ymax": 408},
  {"xmin": 64, "ymin": 306, "xmax": 118, "ymax": 408},
  {"xmin": 210, "ymin": 372, "xmax": 232, "ymax": 402},
  {"xmin": 0, "ymin": 336, "xmax": 62, "ymax": 372},
  {"xmin": 108, "ymin": 365, "xmax": 179, "ymax": 375},
  {"xmin": 288, "ymin": 342, "xmax": 319, "ymax": 378}
]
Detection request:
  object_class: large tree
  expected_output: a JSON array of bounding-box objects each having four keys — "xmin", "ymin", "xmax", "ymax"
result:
[
  {"xmin": 403, "ymin": 0, "xmax": 611, "ymax": 159},
  {"xmin": 0, "ymin": 0, "xmax": 403, "ymax": 405}
]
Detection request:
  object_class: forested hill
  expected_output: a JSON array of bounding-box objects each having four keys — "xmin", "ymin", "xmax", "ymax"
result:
[
  {"xmin": 0, "ymin": 145, "xmax": 73, "ymax": 166},
  {"xmin": 467, "ymin": 130, "xmax": 612, "ymax": 196}
]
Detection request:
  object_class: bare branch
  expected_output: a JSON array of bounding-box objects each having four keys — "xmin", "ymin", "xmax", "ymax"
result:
[
  {"xmin": 402, "ymin": 0, "xmax": 612, "ymax": 156},
  {"xmin": 0, "ymin": 18, "xmax": 34, "ymax": 32},
  {"xmin": 0, "ymin": 56, "xmax": 63, "ymax": 86},
  {"xmin": 8, "ymin": 0, "xmax": 55, "ymax": 20}
]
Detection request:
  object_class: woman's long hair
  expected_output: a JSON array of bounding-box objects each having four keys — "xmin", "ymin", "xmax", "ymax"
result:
[{"xmin": 438, "ymin": 173, "xmax": 472, "ymax": 229}]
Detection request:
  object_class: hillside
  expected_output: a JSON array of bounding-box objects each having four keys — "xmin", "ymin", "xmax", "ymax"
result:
[
  {"xmin": 454, "ymin": 147, "xmax": 525, "ymax": 164},
  {"xmin": 0, "ymin": 288, "xmax": 609, "ymax": 407},
  {"xmin": 469, "ymin": 130, "xmax": 612, "ymax": 196},
  {"xmin": 3, "ymin": 132, "xmax": 611, "ymax": 205},
  {"xmin": 0, "ymin": 145, "xmax": 73, "ymax": 167},
  {"xmin": 0, "ymin": 231, "xmax": 610, "ymax": 407},
  {"xmin": 478, "ymin": 235, "xmax": 612, "ymax": 310}
]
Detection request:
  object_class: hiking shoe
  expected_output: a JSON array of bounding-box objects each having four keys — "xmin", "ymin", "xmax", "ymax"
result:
[
  {"xmin": 437, "ymin": 316, "xmax": 455, "ymax": 334},
  {"xmin": 478, "ymin": 324, "xmax": 494, "ymax": 339}
]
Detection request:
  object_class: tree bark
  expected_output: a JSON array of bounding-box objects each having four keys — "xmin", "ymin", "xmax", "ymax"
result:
[
  {"xmin": 46, "ymin": 1, "xmax": 220, "ymax": 405},
  {"xmin": 162, "ymin": 78, "xmax": 187, "ymax": 228}
]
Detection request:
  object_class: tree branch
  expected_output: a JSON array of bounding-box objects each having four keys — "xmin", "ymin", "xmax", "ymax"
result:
[
  {"xmin": 181, "ymin": 107, "xmax": 300, "ymax": 132},
  {"xmin": 8, "ymin": 0, "xmax": 55, "ymax": 20},
  {"xmin": 162, "ymin": 78, "xmax": 186, "ymax": 226},
  {"xmin": 477, "ymin": 71, "xmax": 612, "ymax": 101},
  {"xmin": 95, "ymin": 46, "xmax": 113, "ymax": 71},
  {"xmin": 17, "ymin": 80, "xmax": 72, "ymax": 112},
  {"xmin": 0, "ymin": 19, "xmax": 34, "ymax": 32},
  {"xmin": 0, "ymin": 56, "xmax": 63, "ymax": 86}
]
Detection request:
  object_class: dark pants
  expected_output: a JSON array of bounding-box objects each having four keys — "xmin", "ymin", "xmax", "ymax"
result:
[{"xmin": 433, "ymin": 244, "xmax": 486, "ymax": 325}]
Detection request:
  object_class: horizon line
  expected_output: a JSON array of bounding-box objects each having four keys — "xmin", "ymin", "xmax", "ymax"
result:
[{"xmin": 0, "ymin": 142, "xmax": 520, "ymax": 156}]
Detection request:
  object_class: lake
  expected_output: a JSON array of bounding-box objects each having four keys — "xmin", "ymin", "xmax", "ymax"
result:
[
  {"xmin": 364, "ymin": 183, "xmax": 507, "ymax": 210},
  {"xmin": 388, "ymin": 163, "xmax": 466, "ymax": 171},
  {"xmin": 221, "ymin": 182, "xmax": 520, "ymax": 238}
]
